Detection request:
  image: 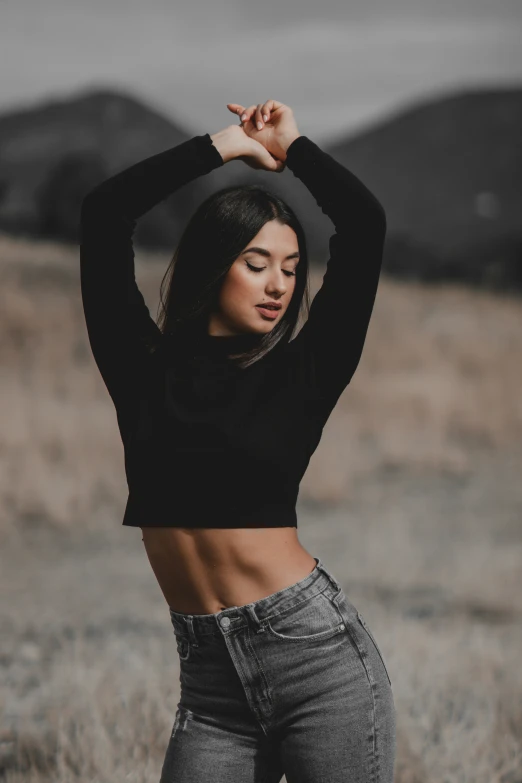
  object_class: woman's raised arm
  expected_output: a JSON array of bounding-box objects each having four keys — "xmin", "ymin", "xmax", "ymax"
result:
[
  {"xmin": 284, "ymin": 134, "xmax": 387, "ymax": 418},
  {"xmin": 79, "ymin": 133, "xmax": 225, "ymax": 415}
]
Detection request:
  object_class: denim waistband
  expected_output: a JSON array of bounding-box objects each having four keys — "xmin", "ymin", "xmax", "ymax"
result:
[{"xmin": 169, "ymin": 556, "xmax": 342, "ymax": 642}]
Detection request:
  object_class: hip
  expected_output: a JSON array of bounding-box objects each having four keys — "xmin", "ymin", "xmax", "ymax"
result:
[{"xmin": 168, "ymin": 556, "xmax": 396, "ymax": 767}]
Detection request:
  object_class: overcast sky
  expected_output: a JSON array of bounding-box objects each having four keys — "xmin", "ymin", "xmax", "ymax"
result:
[{"xmin": 1, "ymin": 0, "xmax": 521, "ymax": 143}]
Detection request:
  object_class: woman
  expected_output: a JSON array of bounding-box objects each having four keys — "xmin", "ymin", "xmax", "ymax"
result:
[{"xmin": 80, "ymin": 99, "xmax": 396, "ymax": 782}]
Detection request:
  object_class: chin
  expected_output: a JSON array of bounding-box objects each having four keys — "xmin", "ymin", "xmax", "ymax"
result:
[{"xmin": 258, "ymin": 322, "xmax": 277, "ymax": 333}]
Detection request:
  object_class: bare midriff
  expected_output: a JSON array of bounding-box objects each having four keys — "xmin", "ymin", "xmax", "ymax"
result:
[{"xmin": 140, "ymin": 527, "xmax": 318, "ymax": 615}]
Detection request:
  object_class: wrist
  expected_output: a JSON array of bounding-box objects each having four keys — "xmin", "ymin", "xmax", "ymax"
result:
[
  {"xmin": 209, "ymin": 126, "xmax": 238, "ymax": 164},
  {"xmin": 279, "ymin": 133, "xmax": 302, "ymax": 158}
]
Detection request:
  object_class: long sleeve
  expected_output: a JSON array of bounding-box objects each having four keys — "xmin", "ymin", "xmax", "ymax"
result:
[
  {"xmin": 79, "ymin": 133, "xmax": 225, "ymax": 413},
  {"xmin": 284, "ymin": 135, "xmax": 386, "ymax": 415}
]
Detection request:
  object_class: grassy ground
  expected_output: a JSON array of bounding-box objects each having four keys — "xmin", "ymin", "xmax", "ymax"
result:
[{"xmin": 1, "ymin": 232, "xmax": 521, "ymax": 782}]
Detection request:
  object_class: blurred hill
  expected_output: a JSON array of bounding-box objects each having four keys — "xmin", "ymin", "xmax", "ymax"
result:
[
  {"xmin": 327, "ymin": 86, "xmax": 522, "ymax": 292},
  {"xmin": 0, "ymin": 84, "xmax": 520, "ymax": 292},
  {"xmin": 0, "ymin": 87, "xmax": 227, "ymax": 249}
]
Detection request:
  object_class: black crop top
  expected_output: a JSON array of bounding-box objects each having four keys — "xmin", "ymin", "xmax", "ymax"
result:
[{"xmin": 79, "ymin": 132, "xmax": 386, "ymax": 528}]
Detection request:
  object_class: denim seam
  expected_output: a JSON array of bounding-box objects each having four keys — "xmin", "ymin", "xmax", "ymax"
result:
[
  {"xmin": 326, "ymin": 588, "xmax": 348, "ymax": 627},
  {"xmin": 357, "ymin": 612, "xmax": 392, "ymax": 688},
  {"xmin": 175, "ymin": 635, "xmax": 191, "ymax": 661},
  {"xmin": 225, "ymin": 635, "xmax": 271, "ymax": 736},
  {"xmin": 335, "ymin": 600, "xmax": 378, "ymax": 783},
  {"xmin": 261, "ymin": 586, "xmax": 345, "ymax": 642},
  {"xmin": 244, "ymin": 628, "xmax": 273, "ymax": 709},
  {"xmin": 262, "ymin": 583, "xmax": 336, "ymax": 623},
  {"xmin": 263, "ymin": 620, "xmax": 344, "ymax": 643},
  {"xmin": 348, "ymin": 628, "xmax": 378, "ymax": 783}
]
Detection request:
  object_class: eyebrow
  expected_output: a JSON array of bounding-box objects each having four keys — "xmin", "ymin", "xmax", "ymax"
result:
[{"xmin": 243, "ymin": 246, "xmax": 300, "ymax": 260}]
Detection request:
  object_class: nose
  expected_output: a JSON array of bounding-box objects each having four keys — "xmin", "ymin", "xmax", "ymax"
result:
[{"xmin": 266, "ymin": 279, "xmax": 287, "ymax": 299}]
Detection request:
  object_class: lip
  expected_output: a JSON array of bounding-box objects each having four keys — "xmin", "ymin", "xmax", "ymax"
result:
[{"xmin": 256, "ymin": 305, "xmax": 280, "ymax": 320}]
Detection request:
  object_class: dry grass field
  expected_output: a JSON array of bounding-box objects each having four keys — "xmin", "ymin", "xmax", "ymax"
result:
[{"xmin": 1, "ymin": 232, "xmax": 521, "ymax": 782}]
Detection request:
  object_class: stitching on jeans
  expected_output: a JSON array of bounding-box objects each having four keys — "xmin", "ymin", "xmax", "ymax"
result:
[
  {"xmin": 224, "ymin": 637, "xmax": 270, "ymax": 735},
  {"xmin": 357, "ymin": 612, "xmax": 392, "ymax": 688},
  {"xmin": 176, "ymin": 636, "xmax": 191, "ymax": 661},
  {"xmin": 325, "ymin": 588, "xmax": 348, "ymax": 627},
  {"xmin": 262, "ymin": 588, "xmax": 345, "ymax": 643},
  {"xmin": 171, "ymin": 706, "xmax": 192, "ymax": 737},
  {"xmin": 338, "ymin": 611, "xmax": 378, "ymax": 783},
  {"xmin": 348, "ymin": 629, "xmax": 378, "ymax": 783},
  {"xmin": 263, "ymin": 584, "xmax": 334, "ymax": 622},
  {"xmin": 244, "ymin": 627, "xmax": 273, "ymax": 709}
]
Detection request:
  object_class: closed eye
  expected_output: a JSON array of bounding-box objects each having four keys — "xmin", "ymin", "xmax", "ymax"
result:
[{"xmin": 246, "ymin": 261, "xmax": 296, "ymax": 277}]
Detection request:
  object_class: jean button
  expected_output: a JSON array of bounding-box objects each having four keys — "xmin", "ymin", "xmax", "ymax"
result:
[{"xmin": 220, "ymin": 617, "xmax": 231, "ymax": 628}]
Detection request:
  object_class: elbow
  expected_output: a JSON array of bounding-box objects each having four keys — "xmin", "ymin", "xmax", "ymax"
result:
[
  {"xmin": 377, "ymin": 202, "xmax": 387, "ymax": 238},
  {"xmin": 80, "ymin": 192, "xmax": 101, "ymax": 223},
  {"xmin": 81, "ymin": 178, "xmax": 115, "ymax": 214},
  {"xmin": 80, "ymin": 194, "xmax": 134, "ymax": 247},
  {"xmin": 79, "ymin": 198, "xmax": 96, "ymax": 244},
  {"xmin": 79, "ymin": 192, "xmax": 112, "ymax": 245},
  {"xmin": 80, "ymin": 190, "xmax": 116, "ymax": 228},
  {"xmin": 358, "ymin": 181, "xmax": 387, "ymax": 234},
  {"xmin": 372, "ymin": 193, "xmax": 387, "ymax": 227},
  {"xmin": 366, "ymin": 198, "xmax": 387, "ymax": 241}
]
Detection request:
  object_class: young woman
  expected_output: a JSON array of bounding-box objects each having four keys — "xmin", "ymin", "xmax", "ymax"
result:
[{"xmin": 80, "ymin": 99, "xmax": 396, "ymax": 783}]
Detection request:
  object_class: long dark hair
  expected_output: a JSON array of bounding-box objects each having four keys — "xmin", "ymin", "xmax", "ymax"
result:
[{"xmin": 156, "ymin": 184, "xmax": 311, "ymax": 369}]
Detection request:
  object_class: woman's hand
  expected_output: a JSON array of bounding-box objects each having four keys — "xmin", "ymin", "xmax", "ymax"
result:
[
  {"xmin": 210, "ymin": 125, "xmax": 285, "ymax": 172},
  {"xmin": 227, "ymin": 100, "xmax": 301, "ymax": 162}
]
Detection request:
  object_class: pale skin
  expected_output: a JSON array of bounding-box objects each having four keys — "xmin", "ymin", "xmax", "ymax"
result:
[
  {"xmin": 208, "ymin": 220, "xmax": 299, "ymax": 338},
  {"xmin": 208, "ymin": 100, "xmax": 302, "ymax": 337},
  {"xmin": 141, "ymin": 100, "xmax": 316, "ymax": 615}
]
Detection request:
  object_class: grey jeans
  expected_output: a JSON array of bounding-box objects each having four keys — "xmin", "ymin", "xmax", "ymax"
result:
[{"xmin": 160, "ymin": 557, "xmax": 396, "ymax": 783}]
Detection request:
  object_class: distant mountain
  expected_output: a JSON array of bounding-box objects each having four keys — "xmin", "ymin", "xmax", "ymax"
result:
[
  {"xmin": 0, "ymin": 84, "xmax": 520, "ymax": 292},
  {"xmin": 0, "ymin": 87, "xmax": 236, "ymax": 248},
  {"xmin": 326, "ymin": 85, "xmax": 522, "ymax": 291},
  {"xmin": 267, "ymin": 84, "xmax": 521, "ymax": 292}
]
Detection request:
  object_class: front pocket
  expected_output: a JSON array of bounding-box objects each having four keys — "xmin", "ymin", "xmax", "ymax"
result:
[
  {"xmin": 357, "ymin": 611, "xmax": 392, "ymax": 686},
  {"xmin": 264, "ymin": 588, "xmax": 345, "ymax": 642}
]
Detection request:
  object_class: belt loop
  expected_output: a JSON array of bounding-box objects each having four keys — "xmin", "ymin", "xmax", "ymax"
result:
[
  {"xmin": 245, "ymin": 603, "xmax": 263, "ymax": 632},
  {"xmin": 315, "ymin": 558, "xmax": 341, "ymax": 593},
  {"xmin": 185, "ymin": 616, "xmax": 199, "ymax": 647}
]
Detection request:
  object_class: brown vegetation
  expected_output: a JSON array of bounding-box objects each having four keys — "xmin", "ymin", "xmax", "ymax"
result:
[{"xmin": 1, "ymin": 233, "xmax": 521, "ymax": 781}]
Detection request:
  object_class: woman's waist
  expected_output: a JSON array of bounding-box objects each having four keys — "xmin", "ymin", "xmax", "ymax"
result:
[{"xmin": 140, "ymin": 526, "xmax": 316, "ymax": 615}]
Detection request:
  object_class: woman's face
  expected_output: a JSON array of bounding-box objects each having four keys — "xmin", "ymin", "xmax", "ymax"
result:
[{"xmin": 208, "ymin": 220, "xmax": 300, "ymax": 336}]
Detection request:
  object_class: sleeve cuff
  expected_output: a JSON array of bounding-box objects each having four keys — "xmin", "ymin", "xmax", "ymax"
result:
[{"xmin": 198, "ymin": 132, "xmax": 227, "ymax": 169}]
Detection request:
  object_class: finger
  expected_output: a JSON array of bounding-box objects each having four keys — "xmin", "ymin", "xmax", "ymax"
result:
[
  {"xmin": 261, "ymin": 101, "xmax": 270, "ymax": 124},
  {"xmin": 227, "ymin": 103, "xmax": 245, "ymax": 119},
  {"xmin": 255, "ymin": 103, "xmax": 264, "ymax": 131},
  {"xmin": 242, "ymin": 105, "xmax": 257, "ymax": 124},
  {"xmin": 227, "ymin": 103, "xmax": 252, "ymax": 126},
  {"xmin": 263, "ymin": 99, "xmax": 282, "ymax": 122}
]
